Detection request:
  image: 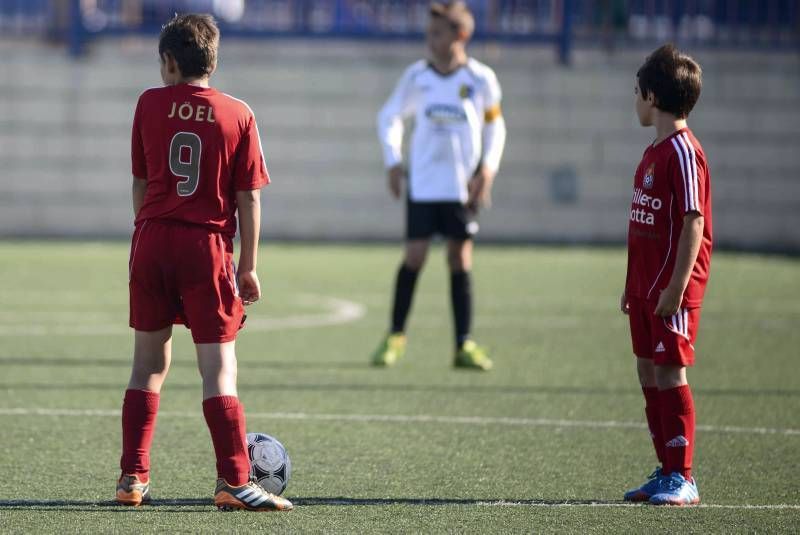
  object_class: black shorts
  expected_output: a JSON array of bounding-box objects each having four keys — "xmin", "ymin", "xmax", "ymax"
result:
[{"xmin": 406, "ymin": 200, "xmax": 478, "ymax": 240}]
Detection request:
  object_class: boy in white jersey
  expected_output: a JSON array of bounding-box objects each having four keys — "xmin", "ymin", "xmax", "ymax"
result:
[{"xmin": 373, "ymin": 1, "xmax": 506, "ymax": 370}]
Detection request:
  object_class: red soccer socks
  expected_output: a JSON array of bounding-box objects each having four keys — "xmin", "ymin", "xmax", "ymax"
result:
[
  {"xmin": 642, "ymin": 386, "xmax": 665, "ymax": 465},
  {"xmin": 202, "ymin": 395, "xmax": 250, "ymax": 486},
  {"xmin": 120, "ymin": 389, "xmax": 160, "ymax": 481},
  {"xmin": 658, "ymin": 384, "xmax": 695, "ymax": 479}
]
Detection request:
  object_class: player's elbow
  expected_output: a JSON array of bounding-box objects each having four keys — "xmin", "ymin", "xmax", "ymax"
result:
[
  {"xmin": 236, "ymin": 189, "xmax": 260, "ymax": 209},
  {"xmin": 685, "ymin": 212, "xmax": 704, "ymax": 234}
]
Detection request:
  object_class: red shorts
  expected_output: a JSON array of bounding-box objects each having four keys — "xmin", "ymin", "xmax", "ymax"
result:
[
  {"xmin": 129, "ymin": 220, "xmax": 244, "ymax": 343},
  {"xmin": 628, "ymin": 296, "xmax": 701, "ymax": 366}
]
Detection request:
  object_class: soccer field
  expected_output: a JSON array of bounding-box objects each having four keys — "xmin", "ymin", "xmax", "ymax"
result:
[{"xmin": 0, "ymin": 241, "xmax": 798, "ymax": 532}]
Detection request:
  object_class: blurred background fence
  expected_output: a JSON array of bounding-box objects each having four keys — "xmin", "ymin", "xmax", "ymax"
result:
[
  {"xmin": 5, "ymin": 1, "xmax": 800, "ymax": 60},
  {"xmin": 1, "ymin": 0, "xmax": 799, "ymax": 251}
]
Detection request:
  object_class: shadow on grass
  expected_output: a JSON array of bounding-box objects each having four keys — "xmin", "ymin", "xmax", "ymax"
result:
[
  {"xmin": 0, "ymin": 356, "xmax": 367, "ymax": 371},
  {"xmin": 0, "ymin": 497, "xmax": 631, "ymax": 511},
  {"xmin": 0, "ymin": 375, "xmax": 798, "ymax": 398},
  {"xmin": 2, "ymin": 357, "xmax": 799, "ymax": 398}
]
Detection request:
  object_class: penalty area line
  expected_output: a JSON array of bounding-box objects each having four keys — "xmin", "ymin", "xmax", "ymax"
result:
[
  {"xmin": 0, "ymin": 408, "xmax": 798, "ymax": 437},
  {"xmin": 0, "ymin": 294, "xmax": 366, "ymax": 336}
]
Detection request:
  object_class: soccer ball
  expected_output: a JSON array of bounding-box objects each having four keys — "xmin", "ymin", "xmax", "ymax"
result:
[{"xmin": 246, "ymin": 432, "xmax": 291, "ymax": 495}]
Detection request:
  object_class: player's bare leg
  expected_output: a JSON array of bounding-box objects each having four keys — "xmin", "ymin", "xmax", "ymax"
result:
[
  {"xmin": 118, "ymin": 326, "xmax": 172, "ymax": 506},
  {"xmin": 637, "ymin": 357, "xmax": 656, "ymax": 387},
  {"xmin": 128, "ymin": 327, "xmax": 173, "ymax": 392},
  {"xmin": 448, "ymin": 239, "xmax": 491, "ymax": 370},
  {"xmin": 654, "ymin": 364, "xmax": 687, "ymax": 389},
  {"xmin": 196, "ymin": 341, "xmax": 238, "ymax": 399},
  {"xmin": 446, "ymin": 238, "xmax": 472, "ymax": 272},
  {"xmin": 372, "ymin": 240, "xmax": 430, "ymax": 366},
  {"xmin": 404, "ymin": 239, "xmax": 430, "ymax": 271}
]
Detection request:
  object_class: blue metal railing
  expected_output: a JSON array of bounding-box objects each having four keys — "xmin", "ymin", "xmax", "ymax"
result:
[
  {"xmin": 1, "ymin": 0, "xmax": 797, "ymax": 64},
  {"xmin": 570, "ymin": 0, "xmax": 800, "ymax": 49}
]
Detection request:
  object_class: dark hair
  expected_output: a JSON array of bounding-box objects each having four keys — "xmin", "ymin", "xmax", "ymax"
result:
[
  {"xmin": 158, "ymin": 14, "xmax": 219, "ymax": 79},
  {"xmin": 637, "ymin": 44, "xmax": 702, "ymax": 119}
]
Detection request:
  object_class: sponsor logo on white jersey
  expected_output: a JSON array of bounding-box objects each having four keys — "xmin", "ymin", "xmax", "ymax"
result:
[{"xmin": 425, "ymin": 103, "xmax": 467, "ymax": 125}]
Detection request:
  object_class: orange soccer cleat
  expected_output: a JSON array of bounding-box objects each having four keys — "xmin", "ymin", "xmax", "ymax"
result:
[
  {"xmin": 214, "ymin": 479, "xmax": 294, "ymax": 512},
  {"xmin": 116, "ymin": 474, "xmax": 151, "ymax": 506}
]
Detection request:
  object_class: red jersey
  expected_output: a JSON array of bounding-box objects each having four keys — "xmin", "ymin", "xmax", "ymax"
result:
[
  {"xmin": 131, "ymin": 83, "xmax": 269, "ymax": 237},
  {"xmin": 626, "ymin": 128, "xmax": 713, "ymax": 308}
]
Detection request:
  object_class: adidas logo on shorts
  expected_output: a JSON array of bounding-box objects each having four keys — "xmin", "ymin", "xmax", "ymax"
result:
[{"xmin": 655, "ymin": 342, "xmax": 666, "ymax": 353}]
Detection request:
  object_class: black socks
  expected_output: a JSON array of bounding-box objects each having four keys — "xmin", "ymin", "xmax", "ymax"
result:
[
  {"xmin": 391, "ymin": 264, "xmax": 419, "ymax": 333},
  {"xmin": 450, "ymin": 270, "xmax": 472, "ymax": 347},
  {"xmin": 391, "ymin": 265, "xmax": 472, "ymax": 347}
]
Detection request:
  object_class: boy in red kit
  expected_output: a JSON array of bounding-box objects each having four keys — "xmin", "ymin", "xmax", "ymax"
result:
[
  {"xmin": 621, "ymin": 44, "xmax": 712, "ymax": 506},
  {"xmin": 117, "ymin": 14, "xmax": 292, "ymax": 511}
]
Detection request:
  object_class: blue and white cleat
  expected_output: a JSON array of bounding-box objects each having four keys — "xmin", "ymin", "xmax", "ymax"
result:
[
  {"xmin": 623, "ymin": 467, "xmax": 663, "ymax": 502},
  {"xmin": 649, "ymin": 472, "xmax": 700, "ymax": 506}
]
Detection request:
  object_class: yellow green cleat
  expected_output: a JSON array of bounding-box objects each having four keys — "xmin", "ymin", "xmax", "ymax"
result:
[
  {"xmin": 371, "ymin": 333, "xmax": 406, "ymax": 367},
  {"xmin": 454, "ymin": 340, "xmax": 493, "ymax": 371}
]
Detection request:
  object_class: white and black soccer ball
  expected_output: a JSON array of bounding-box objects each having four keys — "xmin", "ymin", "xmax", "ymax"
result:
[{"xmin": 246, "ymin": 432, "xmax": 291, "ymax": 495}]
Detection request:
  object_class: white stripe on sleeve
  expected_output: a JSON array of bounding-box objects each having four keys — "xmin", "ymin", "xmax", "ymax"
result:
[
  {"xmin": 676, "ymin": 135, "xmax": 697, "ymax": 211},
  {"xmin": 671, "ymin": 138, "xmax": 690, "ymax": 212},
  {"xmin": 681, "ymin": 132, "xmax": 700, "ymax": 211}
]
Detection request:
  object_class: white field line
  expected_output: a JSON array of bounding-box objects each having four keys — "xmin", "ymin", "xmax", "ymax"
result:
[
  {"xmin": 0, "ymin": 498, "xmax": 797, "ymax": 510},
  {"xmin": 0, "ymin": 294, "xmax": 365, "ymax": 336},
  {"xmin": 472, "ymin": 501, "xmax": 800, "ymax": 510},
  {"xmin": 0, "ymin": 407, "xmax": 797, "ymax": 437}
]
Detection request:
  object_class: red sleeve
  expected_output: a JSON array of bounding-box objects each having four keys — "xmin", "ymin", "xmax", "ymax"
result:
[
  {"xmin": 131, "ymin": 95, "xmax": 146, "ymax": 179},
  {"xmin": 669, "ymin": 134, "xmax": 706, "ymax": 216},
  {"xmin": 233, "ymin": 114, "xmax": 270, "ymax": 191}
]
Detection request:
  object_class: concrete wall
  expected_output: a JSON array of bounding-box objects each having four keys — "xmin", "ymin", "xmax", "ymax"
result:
[{"xmin": 1, "ymin": 39, "xmax": 798, "ymax": 251}]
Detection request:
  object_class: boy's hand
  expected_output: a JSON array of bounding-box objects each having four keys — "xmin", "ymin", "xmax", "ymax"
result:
[
  {"xmin": 387, "ymin": 165, "xmax": 405, "ymax": 199},
  {"xmin": 654, "ymin": 284, "xmax": 683, "ymax": 317},
  {"xmin": 467, "ymin": 165, "xmax": 495, "ymax": 210},
  {"xmin": 620, "ymin": 290, "xmax": 629, "ymax": 315},
  {"xmin": 237, "ymin": 270, "xmax": 261, "ymax": 306}
]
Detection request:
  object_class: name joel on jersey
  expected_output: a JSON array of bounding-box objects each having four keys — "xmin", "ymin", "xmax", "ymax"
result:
[
  {"xmin": 630, "ymin": 187, "xmax": 663, "ymax": 226},
  {"xmin": 167, "ymin": 101, "xmax": 216, "ymax": 123}
]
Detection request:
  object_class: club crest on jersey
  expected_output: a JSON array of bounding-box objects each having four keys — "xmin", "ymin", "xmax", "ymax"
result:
[
  {"xmin": 459, "ymin": 84, "xmax": 474, "ymax": 99},
  {"xmin": 643, "ymin": 164, "xmax": 655, "ymax": 189}
]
